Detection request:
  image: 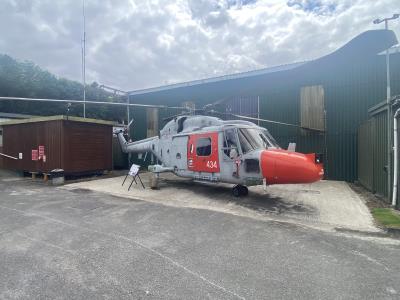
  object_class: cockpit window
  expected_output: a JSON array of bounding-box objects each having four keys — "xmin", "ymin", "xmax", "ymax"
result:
[
  {"xmin": 238, "ymin": 128, "xmax": 280, "ymax": 154},
  {"xmin": 238, "ymin": 129, "xmax": 263, "ymax": 154},
  {"xmin": 261, "ymin": 129, "xmax": 279, "ymax": 148},
  {"xmin": 223, "ymin": 128, "xmax": 239, "ymax": 158}
]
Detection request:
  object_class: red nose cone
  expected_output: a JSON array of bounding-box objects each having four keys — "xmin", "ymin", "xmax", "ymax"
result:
[{"xmin": 261, "ymin": 149, "xmax": 324, "ymax": 184}]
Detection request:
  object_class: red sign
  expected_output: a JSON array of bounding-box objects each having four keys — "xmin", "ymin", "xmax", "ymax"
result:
[
  {"xmin": 32, "ymin": 150, "xmax": 38, "ymax": 161},
  {"xmin": 38, "ymin": 145, "xmax": 45, "ymax": 158}
]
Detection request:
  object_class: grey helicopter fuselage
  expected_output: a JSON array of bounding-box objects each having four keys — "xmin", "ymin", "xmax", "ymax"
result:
[{"xmin": 116, "ymin": 115, "xmax": 324, "ymax": 189}]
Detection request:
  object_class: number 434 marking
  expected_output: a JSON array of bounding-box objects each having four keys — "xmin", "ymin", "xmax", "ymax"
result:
[{"xmin": 206, "ymin": 161, "xmax": 218, "ymax": 169}]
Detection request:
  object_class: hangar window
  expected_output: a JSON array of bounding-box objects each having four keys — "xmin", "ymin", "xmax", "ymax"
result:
[
  {"xmin": 300, "ymin": 85, "xmax": 325, "ymax": 131},
  {"xmin": 196, "ymin": 137, "xmax": 211, "ymax": 156}
]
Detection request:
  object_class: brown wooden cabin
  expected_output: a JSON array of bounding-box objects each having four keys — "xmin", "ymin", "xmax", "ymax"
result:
[{"xmin": 0, "ymin": 115, "xmax": 114, "ymax": 175}]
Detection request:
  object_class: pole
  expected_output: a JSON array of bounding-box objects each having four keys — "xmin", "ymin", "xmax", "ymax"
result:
[
  {"xmin": 385, "ymin": 20, "xmax": 392, "ymax": 201},
  {"xmin": 257, "ymin": 96, "xmax": 260, "ymax": 126},
  {"xmin": 127, "ymin": 94, "xmax": 130, "ymax": 137},
  {"xmin": 392, "ymin": 109, "xmax": 400, "ymax": 206},
  {"xmin": 324, "ymin": 109, "xmax": 328, "ymax": 178},
  {"xmin": 82, "ymin": 0, "xmax": 86, "ymax": 118},
  {"xmin": 127, "ymin": 94, "xmax": 131, "ymax": 168},
  {"xmin": 374, "ymin": 14, "xmax": 400, "ymax": 203}
]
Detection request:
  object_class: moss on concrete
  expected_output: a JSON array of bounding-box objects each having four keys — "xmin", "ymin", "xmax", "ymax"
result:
[{"xmin": 372, "ymin": 208, "xmax": 400, "ymax": 228}]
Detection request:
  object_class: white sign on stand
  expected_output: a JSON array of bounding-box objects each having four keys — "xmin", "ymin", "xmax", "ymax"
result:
[
  {"xmin": 128, "ymin": 164, "xmax": 140, "ymax": 176},
  {"xmin": 122, "ymin": 164, "xmax": 145, "ymax": 190}
]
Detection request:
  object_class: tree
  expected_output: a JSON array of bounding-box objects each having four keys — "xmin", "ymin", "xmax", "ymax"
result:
[{"xmin": 0, "ymin": 54, "xmax": 126, "ymax": 121}]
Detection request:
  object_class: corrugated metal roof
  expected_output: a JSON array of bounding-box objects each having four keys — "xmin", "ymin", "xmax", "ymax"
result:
[
  {"xmin": 0, "ymin": 115, "xmax": 115, "ymax": 126},
  {"xmin": 128, "ymin": 62, "xmax": 306, "ymax": 96},
  {"xmin": 0, "ymin": 112, "xmax": 36, "ymax": 119}
]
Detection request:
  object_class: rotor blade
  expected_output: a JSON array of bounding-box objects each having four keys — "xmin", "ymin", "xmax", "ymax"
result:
[
  {"xmin": 163, "ymin": 112, "xmax": 188, "ymax": 122},
  {"xmin": 0, "ymin": 96, "xmax": 184, "ymax": 110},
  {"xmin": 229, "ymin": 113, "xmax": 325, "ymax": 132}
]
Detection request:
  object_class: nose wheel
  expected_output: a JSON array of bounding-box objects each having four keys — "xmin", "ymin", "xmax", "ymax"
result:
[{"xmin": 232, "ymin": 185, "xmax": 248, "ymax": 197}]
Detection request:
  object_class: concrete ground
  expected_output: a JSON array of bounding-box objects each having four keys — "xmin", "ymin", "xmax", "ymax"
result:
[
  {"xmin": 1, "ymin": 174, "xmax": 400, "ymax": 299},
  {"xmin": 64, "ymin": 173, "xmax": 378, "ymax": 233}
]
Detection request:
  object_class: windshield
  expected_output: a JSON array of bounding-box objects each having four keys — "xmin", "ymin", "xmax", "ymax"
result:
[
  {"xmin": 238, "ymin": 128, "xmax": 280, "ymax": 154},
  {"xmin": 261, "ymin": 128, "xmax": 280, "ymax": 148}
]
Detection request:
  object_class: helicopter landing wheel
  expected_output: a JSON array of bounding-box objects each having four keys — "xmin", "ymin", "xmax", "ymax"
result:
[
  {"xmin": 240, "ymin": 185, "xmax": 248, "ymax": 196},
  {"xmin": 232, "ymin": 185, "xmax": 248, "ymax": 197}
]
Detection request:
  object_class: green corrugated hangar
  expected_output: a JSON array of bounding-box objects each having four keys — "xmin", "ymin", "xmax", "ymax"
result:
[{"xmin": 126, "ymin": 30, "xmax": 400, "ymax": 205}]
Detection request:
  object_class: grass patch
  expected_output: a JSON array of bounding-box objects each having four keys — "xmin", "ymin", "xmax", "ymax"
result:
[{"xmin": 372, "ymin": 208, "xmax": 400, "ymax": 228}]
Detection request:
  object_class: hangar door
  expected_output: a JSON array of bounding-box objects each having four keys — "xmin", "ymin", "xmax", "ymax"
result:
[
  {"xmin": 358, "ymin": 112, "xmax": 388, "ymax": 200},
  {"xmin": 147, "ymin": 108, "xmax": 159, "ymax": 137}
]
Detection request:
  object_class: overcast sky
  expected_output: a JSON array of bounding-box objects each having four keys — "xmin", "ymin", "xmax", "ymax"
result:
[{"xmin": 0, "ymin": 0, "xmax": 399, "ymax": 91}]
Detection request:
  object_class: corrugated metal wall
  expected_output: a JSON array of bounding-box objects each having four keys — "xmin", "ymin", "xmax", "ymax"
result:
[
  {"xmin": 358, "ymin": 119, "xmax": 374, "ymax": 191},
  {"xmin": 113, "ymin": 137, "xmax": 128, "ymax": 169},
  {"xmin": 372, "ymin": 111, "xmax": 389, "ymax": 198},
  {"xmin": 127, "ymin": 53, "xmax": 400, "ymax": 183},
  {"xmin": 223, "ymin": 96, "xmax": 259, "ymax": 119},
  {"xmin": 258, "ymin": 55, "xmax": 400, "ymax": 182},
  {"xmin": 358, "ymin": 104, "xmax": 397, "ymax": 203},
  {"xmin": 0, "ymin": 147, "xmax": 3, "ymax": 169}
]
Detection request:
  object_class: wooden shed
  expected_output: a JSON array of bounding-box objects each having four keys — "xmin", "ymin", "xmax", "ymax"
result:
[{"xmin": 0, "ymin": 115, "xmax": 114, "ymax": 175}]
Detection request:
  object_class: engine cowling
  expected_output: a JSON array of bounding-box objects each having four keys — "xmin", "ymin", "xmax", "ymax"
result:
[{"xmin": 260, "ymin": 149, "xmax": 324, "ymax": 184}]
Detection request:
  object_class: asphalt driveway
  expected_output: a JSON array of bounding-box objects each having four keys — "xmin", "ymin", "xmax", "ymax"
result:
[{"xmin": 0, "ymin": 176, "xmax": 399, "ymax": 299}]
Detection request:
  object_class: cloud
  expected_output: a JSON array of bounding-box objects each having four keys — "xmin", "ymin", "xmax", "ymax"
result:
[
  {"xmin": 0, "ymin": 0, "xmax": 398, "ymax": 91},
  {"xmin": 287, "ymin": 0, "xmax": 341, "ymax": 15}
]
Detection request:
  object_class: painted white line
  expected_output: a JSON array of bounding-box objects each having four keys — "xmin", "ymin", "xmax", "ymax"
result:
[
  {"xmin": 15, "ymin": 233, "xmax": 77, "ymax": 255},
  {"xmin": 350, "ymin": 250, "xmax": 390, "ymax": 271},
  {"xmin": 0, "ymin": 205, "xmax": 246, "ymax": 300}
]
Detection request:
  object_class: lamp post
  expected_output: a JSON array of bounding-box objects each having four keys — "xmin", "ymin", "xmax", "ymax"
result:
[{"xmin": 373, "ymin": 14, "xmax": 399, "ymax": 202}]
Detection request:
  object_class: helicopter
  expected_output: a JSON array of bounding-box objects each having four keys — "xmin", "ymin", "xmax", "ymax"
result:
[
  {"xmin": 0, "ymin": 97, "xmax": 323, "ymax": 197},
  {"xmin": 115, "ymin": 112, "xmax": 324, "ymax": 197}
]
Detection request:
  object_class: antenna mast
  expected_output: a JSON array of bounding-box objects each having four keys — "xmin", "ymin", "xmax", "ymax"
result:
[{"xmin": 82, "ymin": 0, "xmax": 86, "ymax": 118}]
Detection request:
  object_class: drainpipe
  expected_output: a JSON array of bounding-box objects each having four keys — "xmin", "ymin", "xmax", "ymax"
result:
[{"xmin": 392, "ymin": 107, "xmax": 400, "ymax": 207}]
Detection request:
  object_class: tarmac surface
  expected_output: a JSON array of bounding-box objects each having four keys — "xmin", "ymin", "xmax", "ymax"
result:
[
  {"xmin": 1, "ymin": 175, "xmax": 400, "ymax": 299},
  {"xmin": 65, "ymin": 173, "xmax": 378, "ymax": 233}
]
